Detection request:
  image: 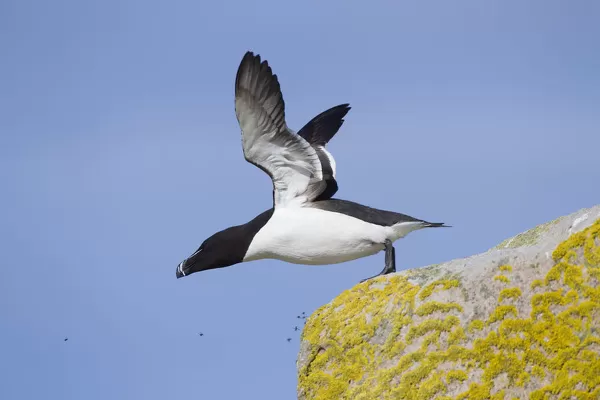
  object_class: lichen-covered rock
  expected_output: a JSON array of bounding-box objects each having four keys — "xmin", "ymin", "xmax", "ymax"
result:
[{"xmin": 298, "ymin": 205, "xmax": 600, "ymax": 400}]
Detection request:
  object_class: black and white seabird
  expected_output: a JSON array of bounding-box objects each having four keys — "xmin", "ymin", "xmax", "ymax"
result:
[{"xmin": 176, "ymin": 51, "xmax": 449, "ymax": 282}]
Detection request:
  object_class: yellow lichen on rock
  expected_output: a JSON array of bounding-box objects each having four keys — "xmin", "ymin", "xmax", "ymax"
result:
[
  {"xmin": 298, "ymin": 217, "xmax": 600, "ymax": 400},
  {"xmin": 419, "ymin": 279, "xmax": 460, "ymax": 300},
  {"xmin": 498, "ymin": 287, "xmax": 522, "ymax": 302},
  {"xmin": 493, "ymin": 274, "xmax": 510, "ymax": 283}
]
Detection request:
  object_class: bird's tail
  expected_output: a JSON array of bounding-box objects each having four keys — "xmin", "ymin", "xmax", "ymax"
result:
[{"xmin": 422, "ymin": 221, "xmax": 451, "ymax": 228}]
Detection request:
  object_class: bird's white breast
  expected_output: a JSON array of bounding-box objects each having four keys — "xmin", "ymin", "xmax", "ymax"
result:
[{"xmin": 243, "ymin": 206, "xmax": 392, "ymax": 265}]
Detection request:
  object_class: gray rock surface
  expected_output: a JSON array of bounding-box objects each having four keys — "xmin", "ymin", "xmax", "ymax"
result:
[{"xmin": 298, "ymin": 205, "xmax": 600, "ymax": 400}]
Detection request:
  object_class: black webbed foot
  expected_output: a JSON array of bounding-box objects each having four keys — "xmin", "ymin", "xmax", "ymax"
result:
[{"xmin": 360, "ymin": 239, "xmax": 396, "ymax": 283}]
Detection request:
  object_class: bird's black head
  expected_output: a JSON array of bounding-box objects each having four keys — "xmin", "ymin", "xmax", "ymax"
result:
[
  {"xmin": 175, "ymin": 208, "xmax": 274, "ymax": 280},
  {"xmin": 176, "ymin": 226, "xmax": 246, "ymax": 279}
]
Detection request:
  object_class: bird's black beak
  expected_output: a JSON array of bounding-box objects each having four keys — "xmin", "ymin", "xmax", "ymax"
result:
[
  {"xmin": 175, "ymin": 259, "xmax": 188, "ymax": 279},
  {"xmin": 175, "ymin": 247, "xmax": 204, "ymax": 279}
]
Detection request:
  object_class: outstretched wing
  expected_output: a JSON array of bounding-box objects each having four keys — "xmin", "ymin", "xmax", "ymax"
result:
[
  {"xmin": 297, "ymin": 104, "xmax": 351, "ymax": 201},
  {"xmin": 235, "ymin": 51, "xmax": 324, "ymax": 207}
]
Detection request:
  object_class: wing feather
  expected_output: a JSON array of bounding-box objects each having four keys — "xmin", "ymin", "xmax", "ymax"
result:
[
  {"xmin": 297, "ymin": 104, "xmax": 351, "ymax": 200},
  {"xmin": 235, "ymin": 52, "xmax": 323, "ymax": 207},
  {"xmin": 234, "ymin": 52, "xmax": 351, "ymax": 206}
]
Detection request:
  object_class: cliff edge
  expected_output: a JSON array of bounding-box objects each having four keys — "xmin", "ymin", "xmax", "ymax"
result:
[{"xmin": 298, "ymin": 205, "xmax": 600, "ymax": 400}]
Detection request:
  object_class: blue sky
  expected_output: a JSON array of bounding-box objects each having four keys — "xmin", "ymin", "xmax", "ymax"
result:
[{"xmin": 1, "ymin": 0, "xmax": 599, "ymax": 399}]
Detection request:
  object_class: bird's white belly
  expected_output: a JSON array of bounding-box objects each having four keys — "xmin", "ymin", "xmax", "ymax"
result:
[{"xmin": 243, "ymin": 207, "xmax": 392, "ymax": 265}]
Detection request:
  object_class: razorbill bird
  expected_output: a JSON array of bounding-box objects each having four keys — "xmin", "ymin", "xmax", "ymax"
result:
[{"xmin": 176, "ymin": 51, "xmax": 449, "ymax": 282}]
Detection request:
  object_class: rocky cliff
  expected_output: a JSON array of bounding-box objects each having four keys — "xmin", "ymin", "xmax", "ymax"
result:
[{"xmin": 298, "ymin": 205, "xmax": 600, "ymax": 400}]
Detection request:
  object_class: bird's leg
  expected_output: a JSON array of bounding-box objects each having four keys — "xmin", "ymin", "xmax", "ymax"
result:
[
  {"xmin": 360, "ymin": 240, "xmax": 396, "ymax": 283},
  {"xmin": 385, "ymin": 242, "xmax": 396, "ymax": 274}
]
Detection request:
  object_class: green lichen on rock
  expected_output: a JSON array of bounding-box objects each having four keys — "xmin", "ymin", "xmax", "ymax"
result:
[
  {"xmin": 298, "ymin": 215, "xmax": 600, "ymax": 400},
  {"xmin": 495, "ymin": 217, "xmax": 563, "ymax": 249}
]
